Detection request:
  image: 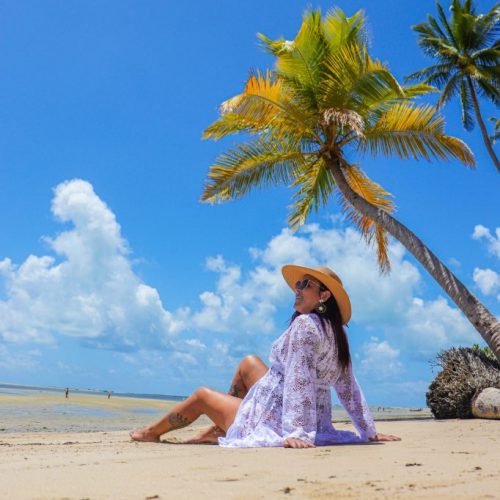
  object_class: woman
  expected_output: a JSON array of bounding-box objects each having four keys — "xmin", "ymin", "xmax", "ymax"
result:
[{"xmin": 130, "ymin": 265, "xmax": 400, "ymax": 448}]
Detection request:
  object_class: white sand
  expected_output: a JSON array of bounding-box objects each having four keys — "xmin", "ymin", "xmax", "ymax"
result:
[{"xmin": 1, "ymin": 419, "xmax": 499, "ymax": 499}]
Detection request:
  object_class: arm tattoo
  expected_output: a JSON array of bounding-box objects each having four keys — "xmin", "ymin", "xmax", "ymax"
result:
[{"xmin": 167, "ymin": 412, "xmax": 191, "ymax": 430}]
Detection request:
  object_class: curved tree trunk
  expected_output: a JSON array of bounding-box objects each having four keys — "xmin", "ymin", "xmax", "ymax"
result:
[
  {"xmin": 467, "ymin": 76, "xmax": 500, "ymax": 174},
  {"xmin": 326, "ymin": 157, "xmax": 500, "ymax": 360}
]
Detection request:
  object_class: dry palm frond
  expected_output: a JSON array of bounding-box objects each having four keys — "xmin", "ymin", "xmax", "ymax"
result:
[
  {"xmin": 427, "ymin": 346, "xmax": 500, "ymax": 419},
  {"xmin": 210, "ymin": 70, "xmax": 318, "ymax": 143},
  {"xmin": 339, "ymin": 164, "xmax": 395, "ymax": 272},
  {"xmin": 361, "ymin": 103, "xmax": 475, "ymax": 165},
  {"xmin": 219, "ymin": 70, "xmax": 282, "ymax": 114}
]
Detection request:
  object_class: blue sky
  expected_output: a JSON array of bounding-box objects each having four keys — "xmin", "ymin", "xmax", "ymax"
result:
[{"xmin": 0, "ymin": 0, "xmax": 498, "ymax": 407}]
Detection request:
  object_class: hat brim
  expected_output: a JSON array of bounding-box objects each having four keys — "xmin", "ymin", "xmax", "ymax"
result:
[{"xmin": 282, "ymin": 264, "xmax": 352, "ymax": 325}]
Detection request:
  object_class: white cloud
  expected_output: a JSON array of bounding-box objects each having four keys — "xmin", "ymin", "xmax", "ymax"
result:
[
  {"xmin": 192, "ymin": 255, "xmax": 285, "ymax": 336},
  {"xmin": 0, "ymin": 344, "xmax": 42, "ymax": 372},
  {"xmin": 471, "ymin": 225, "xmax": 500, "ymax": 301},
  {"xmin": 472, "ymin": 225, "xmax": 500, "ymax": 259},
  {"xmin": 0, "ymin": 179, "xmax": 184, "ymax": 349},
  {"xmin": 184, "ymin": 339, "xmax": 207, "ymax": 350},
  {"xmin": 359, "ymin": 337, "xmax": 403, "ymax": 380},
  {"xmin": 399, "ymin": 296, "xmax": 477, "ymax": 358},
  {"xmin": 188, "ymin": 223, "xmax": 478, "ymax": 364},
  {"xmin": 473, "ymin": 267, "xmax": 500, "ymax": 298},
  {"xmin": 0, "ymin": 180, "xmax": 484, "ymax": 386}
]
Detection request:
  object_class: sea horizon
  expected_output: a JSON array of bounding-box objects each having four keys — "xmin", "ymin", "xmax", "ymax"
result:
[
  {"xmin": 0, "ymin": 382, "xmax": 432, "ymax": 417},
  {"xmin": 0, "ymin": 381, "xmax": 187, "ymax": 402}
]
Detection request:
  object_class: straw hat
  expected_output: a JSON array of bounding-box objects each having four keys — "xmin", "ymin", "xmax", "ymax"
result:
[{"xmin": 281, "ymin": 264, "xmax": 352, "ymax": 324}]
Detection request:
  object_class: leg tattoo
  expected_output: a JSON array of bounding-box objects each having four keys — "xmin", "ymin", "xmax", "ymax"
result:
[
  {"xmin": 167, "ymin": 412, "xmax": 191, "ymax": 430},
  {"xmin": 229, "ymin": 383, "xmax": 244, "ymax": 398}
]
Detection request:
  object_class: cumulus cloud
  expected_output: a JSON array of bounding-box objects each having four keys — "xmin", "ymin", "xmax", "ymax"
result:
[
  {"xmin": 472, "ymin": 225, "xmax": 500, "ymax": 259},
  {"xmin": 396, "ymin": 297, "xmax": 477, "ymax": 359},
  {"xmin": 471, "ymin": 225, "xmax": 500, "ymax": 301},
  {"xmin": 190, "ymin": 223, "xmax": 478, "ymax": 368},
  {"xmin": 359, "ymin": 337, "xmax": 403, "ymax": 380},
  {"xmin": 0, "ymin": 179, "xmax": 184, "ymax": 349},
  {"xmin": 473, "ymin": 268, "xmax": 500, "ymax": 299},
  {"xmin": 192, "ymin": 255, "xmax": 284, "ymax": 337},
  {"xmin": 0, "ymin": 344, "xmax": 42, "ymax": 373},
  {"xmin": 0, "ymin": 180, "xmax": 482, "ymax": 393}
]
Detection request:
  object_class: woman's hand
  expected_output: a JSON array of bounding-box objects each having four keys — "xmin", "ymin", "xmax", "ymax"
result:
[
  {"xmin": 368, "ymin": 433, "xmax": 401, "ymax": 442},
  {"xmin": 284, "ymin": 437, "xmax": 316, "ymax": 448}
]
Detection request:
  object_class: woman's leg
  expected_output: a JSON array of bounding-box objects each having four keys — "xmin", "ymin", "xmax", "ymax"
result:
[
  {"xmin": 130, "ymin": 387, "xmax": 241, "ymax": 442},
  {"xmin": 185, "ymin": 355, "xmax": 269, "ymax": 443},
  {"xmin": 227, "ymin": 355, "xmax": 269, "ymax": 399}
]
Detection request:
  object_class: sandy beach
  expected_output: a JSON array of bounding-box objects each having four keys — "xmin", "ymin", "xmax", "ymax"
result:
[{"xmin": 1, "ymin": 390, "xmax": 499, "ymax": 499}]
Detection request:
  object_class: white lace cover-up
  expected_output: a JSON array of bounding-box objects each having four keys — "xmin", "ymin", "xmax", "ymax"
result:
[{"xmin": 219, "ymin": 313, "xmax": 376, "ymax": 448}]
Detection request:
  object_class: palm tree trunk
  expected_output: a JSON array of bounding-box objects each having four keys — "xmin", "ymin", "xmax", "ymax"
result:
[
  {"xmin": 466, "ymin": 76, "xmax": 500, "ymax": 174},
  {"xmin": 326, "ymin": 157, "xmax": 500, "ymax": 360}
]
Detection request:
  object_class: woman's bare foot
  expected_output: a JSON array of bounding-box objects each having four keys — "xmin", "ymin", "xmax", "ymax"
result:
[
  {"xmin": 184, "ymin": 424, "xmax": 226, "ymax": 444},
  {"xmin": 129, "ymin": 428, "xmax": 161, "ymax": 442}
]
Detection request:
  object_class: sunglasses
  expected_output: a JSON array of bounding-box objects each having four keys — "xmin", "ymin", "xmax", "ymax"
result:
[{"xmin": 294, "ymin": 279, "xmax": 326, "ymax": 291}]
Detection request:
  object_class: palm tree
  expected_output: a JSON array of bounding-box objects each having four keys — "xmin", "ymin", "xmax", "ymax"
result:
[
  {"xmin": 201, "ymin": 8, "xmax": 500, "ymax": 359},
  {"xmin": 408, "ymin": 0, "xmax": 500, "ymax": 173}
]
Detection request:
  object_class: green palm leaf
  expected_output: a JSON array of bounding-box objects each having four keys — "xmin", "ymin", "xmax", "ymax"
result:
[
  {"xmin": 408, "ymin": 1, "xmax": 499, "ymax": 171},
  {"xmin": 201, "ymin": 140, "xmax": 306, "ymax": 203},
  {"xmin": 288, "ymin": 158, "xmax": 334, "ymax": 229}
]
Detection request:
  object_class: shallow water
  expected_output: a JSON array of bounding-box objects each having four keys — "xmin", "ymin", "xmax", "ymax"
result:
[{"xmin": 0, "ymin": 383, "xmax": 431, "ymax": 434}]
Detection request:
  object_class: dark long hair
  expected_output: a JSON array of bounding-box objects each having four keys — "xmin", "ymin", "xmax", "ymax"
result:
[{"xmin": 290, "ymin": 290, "xmax": 351, "ymax": 372}]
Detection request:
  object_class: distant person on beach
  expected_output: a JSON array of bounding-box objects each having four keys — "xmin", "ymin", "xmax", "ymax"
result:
[
  {"xmin": 130, "ymin": 265, "xmax": 401, "ymax": 448},
  {"xmin": 107, "ymin": 391, "xmax": 112, "ymax": 399},
  {"xmin": 65, "ymin": 387, "xmax": 69, "ymax": 399}
]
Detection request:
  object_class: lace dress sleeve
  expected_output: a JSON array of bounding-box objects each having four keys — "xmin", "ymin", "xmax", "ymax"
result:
[
  {"xmin": 333, "ymin": 364, "xmax": 376, "ymax": 440},
  {"xmin": 282, "ymin": 316, "xmax": 320, "ymax": 445}
]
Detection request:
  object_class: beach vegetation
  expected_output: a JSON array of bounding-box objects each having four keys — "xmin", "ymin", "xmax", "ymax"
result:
[
  {"xmin": 427, "ymin": 346, "xmax": 500, "ymax": 418},
  {"xmin": 201, "ymin": 7, "xmax": 500, "ymax": 359},
  {"xmin": 408, "ymin": 0, "xmax": 500, "ymax": 172}
]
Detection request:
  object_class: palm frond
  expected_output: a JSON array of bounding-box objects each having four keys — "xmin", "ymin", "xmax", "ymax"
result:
[
  {"xmin": 288, "ymin": 158, "xmax": 335, "ymax": 229},
  {"xmin": 437, "ymin": 2, "xmax": 458, "ymax": 46},
  {"xmin": 428, "ymin": 14, "xmax": 450, "ymax": 41},
  {"xmin": 258, "ymin": 10, "xmax": 330, "ymax": 112},
  {"xmin": 214, "ymin": 70, "xmax": 319, "ymax": 143},
  {"xmin": 437, "ymin": 73, "xmax": 462, "ymax": 108},
  {"xmin": 471, "ymin": 45, "xmax": 500, "ymax": 66},
  {"xmin": 203, "ymin": 112, "xmax": 268, "ymax": 140},
  {"xmin": 348, "ymin": 57, "xmax": 406, "ymax": 108},
  {"xmin": 460, "ymin": 78, "xmax": 475, "ymax": 130},
  {"xmin": 360, "ymin": 103, "xmax": 475, "ymax": 166},
  {"xmin": 318, "ymin": 42, "xmax": 370, "ymax": 107},
  {"xmin": 416, "ymin": 36, "xmax": 460, "ymax": 59},
  {"xmin": 323, "ymin": 7, "xmax": 366, "ymax": 51},
  {"xmin": 340, "ymin": 164, "xmax": 394, "ymax": 272},
  {"xmin": 359, "ymin": 83, "xmax": 437, "ymax": 125},
  {"xmin": 476, "ymin": 78, "xmax": 500, "ymax": 104},
  {"xmin": 406, "ymin": 63, "xmax": 457, "ymax": 87},
  {"xmin": 201, "ymin": 140, "xmax": 307, "ymax": 204},
  {"xmin": 473, "ymin": 4, "xmax": 500, "ymax": 48}
]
